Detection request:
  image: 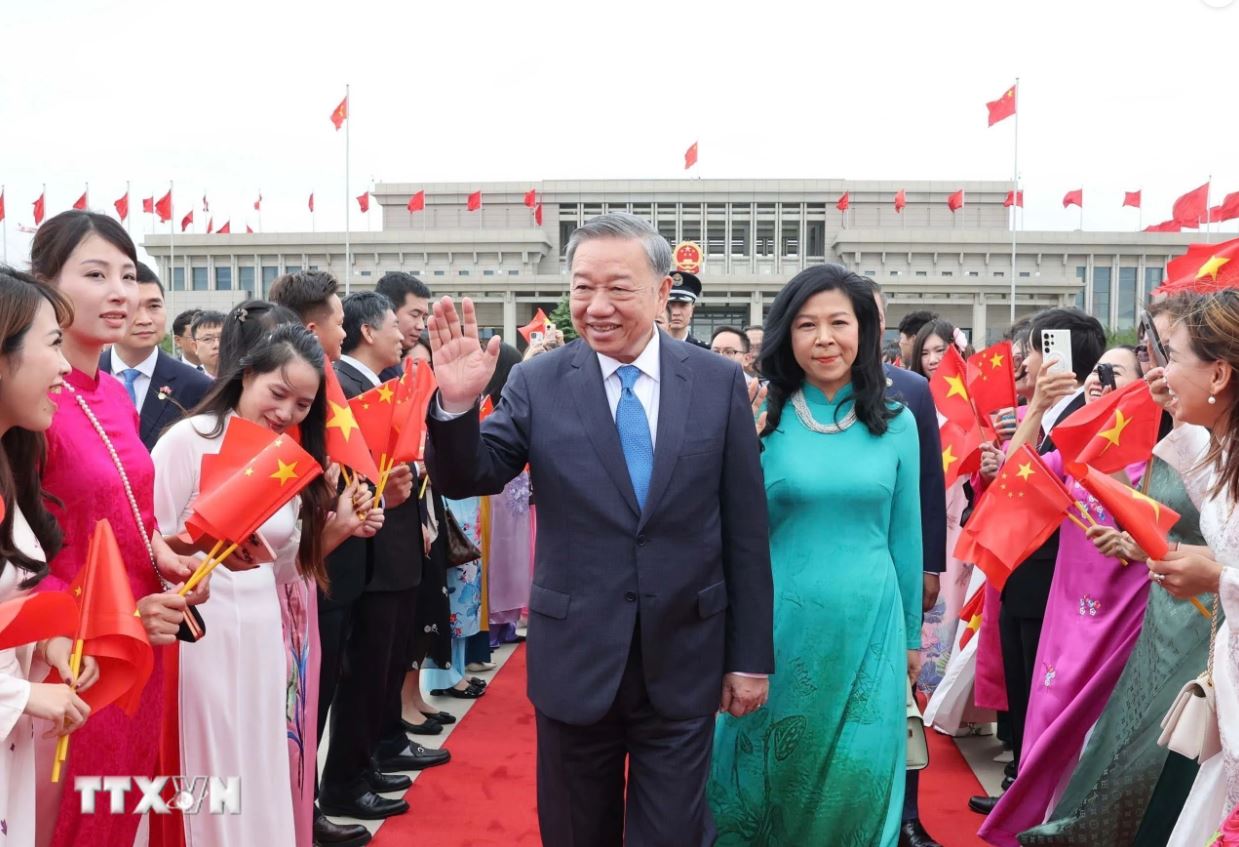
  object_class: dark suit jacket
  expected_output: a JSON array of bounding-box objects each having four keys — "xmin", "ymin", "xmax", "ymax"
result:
[
  {"xmin": 330, "ymin": 359, "xmax": 422, "ymax": 598},
  {"xmin": 885, "ymin": 364, "xmax": 947, "ymax": 575},
  {"xmin": 1001, "ymin": 390, "xmax": 1088, "ymax": 618},
  {"xmin": 426, "ymin": 333, "xmax": 774, "ymax": 725},
  {"xmin": 99, "ymin": 349, "xmax": 212, "ymax": 451}
]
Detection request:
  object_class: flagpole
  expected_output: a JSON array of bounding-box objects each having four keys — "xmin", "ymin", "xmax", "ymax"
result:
[
  {"xmin": 124, "ymin": 180, "xmax": 131, "ymax": 242},
  {"xmin": 1009, "ymin": 76, "xmax": 1019, "ymax": 325},
  {"xmin": 344, "ymin": 83, "xmax": 351, "ymax": 294},
  {"xmin": 1207, "ymin": 174, "xmax": 1213, "ymax": 243},
  {"xmin": 168, "ymin": 181, "xmax": 175, "ymax": 316}
]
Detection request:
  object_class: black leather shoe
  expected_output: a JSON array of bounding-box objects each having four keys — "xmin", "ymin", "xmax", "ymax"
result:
[
  {"xmin": 420, "ymin": 709, "xmax": 455, "ymax": 724},
  {"xmin": 899, "ymin": 819, "xmax": 943, "ymax": 847},
  {"xmin": 1004, "ymin": 759, "xmax": 1017, "ymax": 780},
  {"xmin": 401, "ymin": 716, "xmax": 443, "ymax": 735},
  {"xmin": 365, "ymin": 769, "xmax": 412, "ymax": 793},
  {"xmin": 376, "ymin": 743, "xmax": 451, "ymax": 772},
  {"xmin": 318, "ymin": 790, "xmax": 408, "ymax": 820},
  {"xmin": 969, "ymin": 795, "xmax": 999, "ymax": 815},
  {"xmin": 429, "ymin": 685, "xmax": 484, "ymax": 699},
  {"xmin": 313, "ymin": 809, "xmax": 372, "ymax": 846}
]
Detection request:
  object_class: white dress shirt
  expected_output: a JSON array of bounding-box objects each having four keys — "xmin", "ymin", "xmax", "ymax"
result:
[
  {"xmin": 596, "ymin": 329, "xmax": 660, "ymax": 448},
  {"xmin": 1043, "ymin": 386, "xmax": 1086, "ymax": 437},
  {"xmin": 110, "ymin": 347, "xmax": 160, "ymax": 410},
  {"xmin": 339, "ymin": 354, "xmax": 381, "ymax": 389}
]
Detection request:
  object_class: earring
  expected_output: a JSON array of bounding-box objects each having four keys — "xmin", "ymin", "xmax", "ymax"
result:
[{"xmin": 1209, "ymin": 394, "xmax": 1217, "ymax": 405}]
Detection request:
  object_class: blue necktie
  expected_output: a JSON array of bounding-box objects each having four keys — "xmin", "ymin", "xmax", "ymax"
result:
[
  {"xmin": 615, "ymin": 365, "xmax": 653, "ymax": 509},
  {"xmin": 120, "ymin": 368, "xmax": 141, "ymax": 407}
]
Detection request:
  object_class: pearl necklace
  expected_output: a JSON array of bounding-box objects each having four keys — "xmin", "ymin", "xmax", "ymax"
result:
[
  {"xmin": 69, "ymin": 383, "xmax": 169, "ymax": 590},
  {"xmin": 790, "ymin": 388, "xmax": 858, "ymax": 434}
]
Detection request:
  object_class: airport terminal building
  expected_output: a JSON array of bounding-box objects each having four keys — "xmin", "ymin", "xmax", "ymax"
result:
[{"xmin": 143, "ymin": 179, "xmax": 1198, "ymax": 345}]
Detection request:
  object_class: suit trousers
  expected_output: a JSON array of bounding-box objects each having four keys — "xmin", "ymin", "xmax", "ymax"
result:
[
  {"xmin": 321, "ymin": 587, "xmax": 418, "ymax": 796},
  {"xmin": 999, "ymin": 603, "xmax": 1045, "ymax": 771},
  {"xmin": 535, "ymin": 634, "xmax": 716, "ymax": 847}
]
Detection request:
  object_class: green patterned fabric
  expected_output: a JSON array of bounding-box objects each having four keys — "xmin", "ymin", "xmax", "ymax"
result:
[{"xmin": 1019, "ymin": 457, "xmax": 1213, "ymax": 846}]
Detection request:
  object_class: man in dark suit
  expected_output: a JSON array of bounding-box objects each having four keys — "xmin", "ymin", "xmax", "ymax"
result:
[
  {"xmin": 424, "ymin": 213, "xmax": 774, "ymax": 846},
  {"xmin": 318, "ymin": 292, "xmax": 448, "ymax": 823},
  {"xmin": 100, "ymin": 263, "xmax": 211, "ymax": 451},
  {"xmin": 969, "ymin": 307, "xmax": 1105, "ymax": 816}
]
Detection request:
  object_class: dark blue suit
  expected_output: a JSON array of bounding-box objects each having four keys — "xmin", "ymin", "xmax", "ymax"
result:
[
  {"xmin": 99, "ymin": 349, "xmax": 212, "ymax": 451},
  {"xmin": 884, "ymin": 364, "xmax": 946, "ymax": 575},
  {"xmin": 427, "ymin": 332, "xmax": 773, "ymax": 846}
]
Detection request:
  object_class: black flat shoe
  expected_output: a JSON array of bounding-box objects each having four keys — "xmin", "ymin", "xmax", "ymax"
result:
[
  {"xmin": 420, "ymin": 709, "xmax": 455, "ymax": 724},
  {"xmin": 376, "ymin": 743, "xmax": 452, "ymax": 772},
  {"xmin": 318, "ymin": 790, "xmax": 408, "ymax": 820},
  {"xmin": 401, "ymin": 716, "xmax": 443, "ymax": 735},
  {"xmin": 430, "ymin": 685, "xmax": 484, "ymax": 699},
  {"xmin": 364, "ymin": 769, "xmax": 412, "ymax": 793},
  {"xmin": 969, "ymin": 795, "xmax": 999, "ymax": 815},
  {"xmin": 468, "ymin": 676, "xmax": 487, "ymax": 687},
  {"xmin": 898, "ymin": 819, "xmax": 942, "ymax": 847},
  {"xmin": 313, "ymin": 809, "xmax": 372, "ymax": 846}
]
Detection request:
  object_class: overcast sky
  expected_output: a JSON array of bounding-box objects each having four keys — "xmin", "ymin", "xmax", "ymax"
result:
[{"xmin": 3, "ymin": 0, "xmax": 1236, "ymax": 266}]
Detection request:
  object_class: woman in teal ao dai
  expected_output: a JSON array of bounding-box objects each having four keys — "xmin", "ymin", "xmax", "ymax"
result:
[{"xmin": 710, "ymin": 266, "xmax": 923, "ymax": 846}]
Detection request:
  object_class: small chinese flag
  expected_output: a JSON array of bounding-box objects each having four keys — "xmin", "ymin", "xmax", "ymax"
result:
[
  {"xmin": 479, "ymin": 395, "xmax": 495, "ymax": 422},
  {"xmin": 1123, "ymin": 190, "xmax": 1142, "ymax": 209},
  {"xmin": 894, "ymin": 189, "xmax": 906, "ymax": 213},
  {"xmin": 684, "ymin": 141, "xmax": 698, "ymax": 170},
  {"xmin": 836, "ymin": 192, "xmax": 849, "ymax": 212},
  {"xmin": 323, "ymin": 366, "xmax": 382, "ymax": 481},
  {"xmin": 33, "ymin": 192, "xmax": 46, "ymax": 225},
  {"xmin": 1163, "ymin": 237, "xmax": 1239, "ymax": 292},
  {"xmin": 1172, "ymin": 182, "xmax": 1210, "ymax": 228},
  {"xmin": 114, "ymin": 192, "xmax": 129, "ymax": 221},
  {"xmin": 331, "ymin": 95, "xmax": 348, "ymax": 130},
  {"xmin": 986, "ymin": 85, "xmax": 1017, "ymax": 126},
  {"xmin": 929, "ymin": 347, "xmax": 976, "ymax": 425},
  {"xmin": 348, "ymin": 377, "xmax": 400, "ymax": 470},
  {"xmin": 1051, "ymin": 379, "xmax": 1161, "ymax": 473},
  {"xmin": 467, "ymin": 191, "xmax": 482, "ymax": 212},
  {"xmin": 308, "ymin": 193, "xmax": 315, "ymax": 213},
  {"xmin": 217, "ymin": 220, "xmax": 230, "ymax": 234},
  {"xmin": 524, "ymin": 189, "xmax": 537, "ymax": 208},
  {"xmin": 155, "ymin": 191, "xmax": 172, "ymax": 222},
  {"xmin": 0, "ymin": 592, "xmax": 77, "ymax": 652},
  {"xmin": 72, "ymin": 191, "xmax": 88, "ymax": 211},
  {"xmin": 966, "ymin": 341, "xmax": 1018, "ymax": 423},
  {"xmin": 1211, "ymin": 192, "xmax": 1239, "ymax": 223},
  {"xmin": 940, "ymin": 419, "xmax": 984, "ymax": 488},
  {"xmin": 1003, "ymin": 190, "xmax": 1024, "ymax": 208},
  {"xmin": 407, "ymin": 191, "xmax": 425, "ymax": 213},
  {"xmin": 958, "ymin": 587, "xmax": 984, "ymax": 649},
  {"xmin": 199, "ymin": 416, "xmax": 279, "ymax": 492},
  {"xmin": 518, "ymin": 308, "xmax": 549, "ymax": 344},
  {"xmin": 389, "ymin": 358, "xmax": 438, "ymax": 463},
  {"xmin": 534, "ymin": 203, "xmax": 543, "ymax": 225},
  {"xmin": 356, "ymin": 193, "xmax": 370, "ymax": 213},
  {"xmin": 947, "ymin": 190, "xmax": 964, "ymax": 212},
  {"xmin": 141, "ymin": 196, "xmax": 154, "ymax": 215},
  {"xmin": 954, "ymin": 446, "xmax": 1076, "ymax": 591},
  {"xmin": 55, "ymin": 520, "xmax": 154, "ymax": 715},
  {"xmin": 1066, "ymin": 461, "xmax": 1180, "ymax": 560},
  {"xmin": 253, "ymin": 193, "xmax": 262, "ymax": 211},
  {"xmin": 180, "ymin": 210, "xmax": 194, "ymax": 232},
  {"xmin": 1062, "ymin": 189, "xmax": 1083, "ymax": 209}
]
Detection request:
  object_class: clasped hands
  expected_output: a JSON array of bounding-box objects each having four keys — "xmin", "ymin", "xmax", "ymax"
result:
[{"xmin": 720, "ymin": 673, "xmax": 768, "ymax": 718}]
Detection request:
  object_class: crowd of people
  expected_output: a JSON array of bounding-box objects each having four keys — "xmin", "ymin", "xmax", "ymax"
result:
[{"xmin": 0, "ymin": 208, "xmax": 1235, "ymax": 847}]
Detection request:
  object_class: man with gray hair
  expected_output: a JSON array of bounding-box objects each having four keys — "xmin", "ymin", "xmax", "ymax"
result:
[{"xmin": 423, "ymin": 212, "xmax": 774, "ymax": 845}]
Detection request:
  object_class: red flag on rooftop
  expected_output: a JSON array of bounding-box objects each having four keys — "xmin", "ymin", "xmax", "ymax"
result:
[
  {"xmin": 33, "ymin": 192, "xmax": 45, "ymax": 225},
  {"xmin": 1211, "ymin": 192, "xmax": 1239, "ymax": 223},
  {"xmin": 180, "ymin": 210, "xmax": 193, "ymax": 232},
  {"xmin": 684, "ymin": 141, "xmax": 698, "ymax": 170},
  {"xmin": 206, "ymin": 217, "xmax": 214, "ymax": 234},
  {"xmin": 1066, "ymin": 461, "xmax": 1180, "ymax": 560},
  {"xmin": 356, "ymin": 193, "xmax": 370, "ymax": 213},
  {"xmin": 0, "ymin": 190, "xmax": 6, "ymax": 223},
  {"xmin": 72, "ymin": 191, "xmax": 88, "ymax": 211},
  {"xmin": 986, "ymin": 85, "xmax": 1017, "ymax": 126},
  {"xmin": 836, "ymin": 192, "xmax": 849, "ymax": 212},
  {"xmin": 323, "ymin": 365, "xmax": 382, "ymax": 481},
  {"xmin": 467, "ymin": 191, "xmax": 482, "ymax": 212},
  {"xmin": 217, "ymin": 221, "xmax": 230, "ymax": 234},
  {"xmin": 1172, "ymin": 182, "xmax": 1210, "ymax": 227},
  {"xmin": 1063, "ymin": 189, "xmax": 1083, "ymax": 209},
  {"xmin": 947, "ymin": 190, "xmax": 964, "ymax": 212},
  {"xmin": 141, "ymin": 196, "xmax": 154, "ymax": 215},
  {"xmin": 894, "ymin": 189, "xmax": 906, "ymax": 213},
  {"xmin": 1144, "ymin": 220, "xmax": 1181, "ymax": 233},
  {"xmin": 155, "ymin": 191, "xmax": 172, "ymax": 222},
  {"xmin": 407, "ymin": 191, "xmax": 425, "ymax": 213},
  {"xmin": 535, "ymin": 203, "xmax": 543, "ymax": 225},
  {"xmin": 1051, "ymin": 379, "xmax": 1161, "ymax": 473},
  {"xmin": 1003, "ymin": 190, "xmax": 1024, "ymax": 208},
  {"xmin": 1123, "ymin": 191, "xmax": 1142, "ymax": 209},
  {"xmin": 253, "ymin": 193, "xmax": 262, "ymax": 211},
  {"xmin": 524, "ymin": 189, "xmax": 537, "ymax": 208},
  {"xmin": 331, "ymin": 95, "xmax": 348, "ymax": 130},
  {"xmin": 114, "ymin": 192, "xmax": 129, "ymax": 221},
  {"xmin": 245, "ymin": 224, "xmax": 254, "ymax": 234},
  {"xmin": 308, "ymin": 193, "xmax": 315, "ymax": 213}
]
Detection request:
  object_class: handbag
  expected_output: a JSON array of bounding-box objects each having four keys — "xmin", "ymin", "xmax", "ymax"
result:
[
  {"xmin": 72, "ymin": 386, "xmax": 206, "ymax": 643},
  {"xmin": 1158, "ymin": 592, "xmax": 1220, "ymax": 761},
  {"xmin": 443, "ymin": 507, "xmax": 482, "ymax": 567},
  {"xmin": 907, "ymin": 679, "xmax": 929, "ymax": 771}
]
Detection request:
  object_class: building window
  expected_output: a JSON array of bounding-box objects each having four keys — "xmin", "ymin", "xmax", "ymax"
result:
[
  {"xmin": 192, "ymin": 267, "xmax": 208, "ymax": 291},
  {"xmin": 941, "ymin": 271, "xmax": 953, "ymax": 277},
  {"xmin": 889, "ymin": 270, "xmax": 901, "ymax": 277},
  {"xmin": 1145, "ymin": 266, "xmax": 1164, "ymax": 298},
  {"xmin": 433, "ymin": 270, "xmax": 445, "ymax": 276},
  {"xmin": 238, "ymin": 266, "xmax": 255, "ymax": 295},
  {"xmin": 631, "ymin": 204, "xmax": 651, "ymax": 220},
  {"xmin": 755, "ymin": 219, "xmax": 775, "ymax": 257},
  {"xmin": 864, "ymin": 270, "xmax": 877, "ymax": 277},
  {"xmin": 915, "ymin": 270, "xmax": 928, "ymax": 278},
  {"xmin": 806, "ymin": 221, "xmax": 825, "ymax": 258},
  {"xmin": 780, "ymin": 220, "xmax": 799, "ymax": 258},
  {"xmin": 1076, "ymin": 266, "xmax": 1087, "ymax": 309},
  {"xmin": 285, "ymin": 265, "xmax": 301, "ymax": 274},
  {"xmin": 483, "ymin": 270, "xmax": 495, "ymax": 276},
  {"xmin": 173, "ymin": 267, "xmax": 185, "ymax": 290},
  {"xmin": 707, "ymin": 217, "xmax": 725, "ymax": 257},
  {"xmin": 682, "ymin": 212, "xmax": 702, "ymax": 243},
  {"xmin": 558, "ymin": 221, "xmax": 577, "ymax": 257},
  {"xmin": 360, "ymin": 270, "xmax": 371, "ymax": 277},
  {"xmin": 993, "ymin": 271, "xmax": 1005, "ymax": 278},
  {"xmin": 214, "ymin": 267, "xmax": 232, "ymax": 291},
  {"xmin": 967, "ymin": 270, "xmax": 980, "ymax": 277},
  {"xmin": 1094, "ymin": 266, "xmax": 1112, "ymax": 324},
  {"xmin": 309, "ymin": 265, "xmax": 319, "ymax": 271},
  {"xmin": 730, "ymin": 221, "xmax": 749, "ymax": 257},
  {"xmin": 508, "ymin": 270, "xmax": 519, "ymax": 276},
  {"xmin": 262, "ymin": 267, "xmax": 279, "ymax": 296},
  {"xmin": 658, "ymin": 218, "xmax": 677, "ymax": 247},
  {"xmin": 458, "ymin": 270, "xmax": 470, "ymax": 276},
  {"xmin": 1117, "ymin": 267, "xmax": 1138, "ymax": 329},
  {"xmin": 1018, "ymin": 271, "xmax": 1030, "ymax": 277}
]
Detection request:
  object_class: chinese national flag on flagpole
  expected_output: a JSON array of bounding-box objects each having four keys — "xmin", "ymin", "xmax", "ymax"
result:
[
  {"xmin": 966, "ymin": 341, "xmax": 1018, "ymax": 422},
  {"xmin": 534, "ymin": 203, "xmax": 543, "ymax": 225},
  {"xmin": 836, "ymin": 192, "xmax": 849, "ymax": 212},
  {"xmin": 141, "ymin": 196, "xmax": 154, "ymax": 215},
  {"xmin": 1123, "ymin": 191, "xmax": 1142, "ymax": 209},
  {"xmin": 253, "ymin": 193, "xmax": 262, "ymax": 211},
  {"xmin": 348, "ymin": 378, "xmax": 400, "ymax": 470},
  {"xmin": 155, "ymin": 191, "xmax": 172, "ymax": 222},
  {"xmin": 1172, "ymin": 182, "xmax": 1210, "ymax": 227},
  {"xmin": 986, "ymin": 85, "xmax": 1017, "ymax": 126},
  {"xmin": 958, "ymin": 587, "xmax": 984, "ymax": 649},
  {"xmin": 467, "ymin": 191, "xmax": 482, "ymax": 212},
  {"xmin": 114, "ymin": 192, "xmax": 128, "ymax": 221},
  {"xmin": 894, "ymin": 189, "xmax": 906, "ymax": 213},
  {"xmin": 356, "ymin": 193, "xmax": 370, "ymax": 213},
  {"xmin": 0, "ymin": 190, "xmax": 6, "ymax": 223},
  {"xmin": 947, "ymin": 190, "xmax": 964, "ymax": 212},
  {"xmin": 954, "ymin": 446, "xmax": 1076, "ymax": 591},
  {"xmin": 33, "ymin": 193, "xmax": 45, "ymax": 225},
  {"xmin": 684, "ymin": 141, "xmax": 698, "ymax": 170},
  {"xmin": 246, "ymin": 224, "xmax": 254, "ymax": 234},
  {"xmin": 1063, "ymin": 189, "xmax": 1083, "ymax": 208},
  {"xmin": 308, "ymin": 193, "xmax": 315, "ymax": 213},
  {"xmin": 518, "ymin": 308, "xmax": 549, "ymax": 344},
  {"xmin": 55, "ymin": 520, "xmax": 154, "ymax": 715},
  {"xmin": 73, "ymin": 191, "xmax": 88, "ymax": 211},
  {"xmin": 180, "ymin": 210, "xmax": 193, "ymax": 232},
  {"xmin": 217, "ymin": 221, "xmax": 230, "ymax": 234},
  {"xmin": 1145, "ymin": 220, "xmax": 1181, "ymax": 233},
  {"xmin": 1066, "ymin": 461, "xmax": 1180, "ymax": 559},
  {"xmin": 1210, "ymin": 192, "xmax": 1239, "ymax": 223},
  {"xmin": 389, "ymin": 358, "xmax": 438, "ymax": 463},
  {"xmin": 1050, "ymin": 379, "xmax": 1161, "ymax": 473},
  {"xmin": 1003, "ymin": 190, "xmax": 1024, "ymax": 208},
  {"xmin": 407, "ymin": 191, "xmax": 425, "ymax": 213},
  {"xmin": 524, "ymin": 189, "xmax": 537, "ymax": 208},
  {"xmin": 323, "ymin": 366, "xmax": 382, "ymax": 481},
  {"xmin": 207, "ymin": 217, "xmax": 214, "ymax": 235},
  {"xmin": 331, "ymin": 95, "xmax": 348, "ymax": 130}
]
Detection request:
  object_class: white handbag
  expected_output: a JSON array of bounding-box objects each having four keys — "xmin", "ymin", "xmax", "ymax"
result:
[
  {"xmin": 907, "ymin": 680, "xmax": 929, "ymax": 771},
  {"xmin": 1158, "ymin": 593, "xmax": 1222, "ymax": 762}
]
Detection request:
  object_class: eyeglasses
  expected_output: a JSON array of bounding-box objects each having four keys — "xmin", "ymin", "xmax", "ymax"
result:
[
  {"xmin": 711, "ymin": 348, "xmax": 744, "ymax": 357},
  {"xmin": 195, "ymin": 333, "xmax": 221, "ymax": 345},
  {"xmin": 570, "ymin": 284, "xmax": 651, "ymax": 303}
]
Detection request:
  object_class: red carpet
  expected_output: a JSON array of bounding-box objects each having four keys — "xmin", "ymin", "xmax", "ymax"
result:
[{"xmin": 375, "ymin": 648, "xmax": 988, "ymax": 846}]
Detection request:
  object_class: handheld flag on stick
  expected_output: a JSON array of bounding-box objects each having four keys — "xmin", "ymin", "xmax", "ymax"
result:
[
  {"xmin": 966, "ymin": 341, "xmax": 1018, "ymax": 429},
  {"xmin": 1051, "ymin": 380, "xmax": 1161, "ymax": 473},
  {"xmin": 323, "ymin": 366, "xmax": 382, "ymax": 481}
]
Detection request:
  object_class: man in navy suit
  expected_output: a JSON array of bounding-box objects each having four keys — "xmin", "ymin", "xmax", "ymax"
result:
[
  {"xmin": 425, "ymin": 213, "xmax": 774, "ymax": 847},
  {"xmin": 100, "ymin": 263, "xmax": 211, "ymax": 451}
]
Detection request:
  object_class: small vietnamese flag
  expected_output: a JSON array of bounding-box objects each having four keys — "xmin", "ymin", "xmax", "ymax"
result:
[
  {"xmin": 331, "ymin": 95, "xmax": 348, "ymax": 130},
  {"xmin": 180, "ymin": 210, "xmax": 194, "ymax": 232},
  {"xmin": 114, "ymin": 192, "xmax": 129, "ymax": 221},
  {"xmin": 1051, "ymin": 379, "xmax": 1161, "ymax": 473},
  {"xmin": 986, "ymin": 84, "xmax": 1017, "ymax": 126},
  {"xmin": 348, "ymin": 377, "xmax": 400, "ymax": 471},
  {"xmin": 407, "ymin": 191, "xmax": 425, "ymax": 213},
  {"xmin": 72, "ymin": 190, "xmax": 88, "ymax": 211},
  {"xmin": 1063, "ymin": 189, "xmax": 1083, "ymax": 209},
  {"xmin": 323, "ymin": 366, "xmax": 382, "ymax": 481},
  {"xmin": 33, "ymin": 192, "xmax": 45, "ymax": 225},
  {"xmin": 953, "ymin": 446, "xmax": 1076, "ymax": 591},
  {"xmin": 684, "ymin": 141, "xmax": 698, "ymax": 170},
  {"xmin": 1123, "ymin": 190, "xmax": 1142, "ymax": 209},
  {"xmin": 466, "ymin": 191, "xmax": 482, "ymax": 212},
  {"xmin": 958, "ymin": 587, "xmax": 984, "ymax": 650},
  {"xmin": 1003, "ymin": 190, "xmax": 1024, "ymax": 208},
  {"xmin": 894, "ymin": 189, "xmax": 906, "ymax": 213},
  {"xmin": 356, "ymin": 193, "xmax": 370, "ymax": 213},
  {"xmin": 155, "ymin": 190, "xmax": 172, "ymax": 223},
  {"xmin": 947, "ymin": 189, "xmax": 964, "ymax": 212},
  {"xmin": 389, "ymin": 358, "xmax": 438, "ymax": 464},
  {"xmin": 518, "ymin": 308, "xmax": 549, "ymax": 345},
  {"xmin": 524, "ymin": 189, "xmax": 537, "ymax": 208},
  {"xmin": 836, "ymin": 192, "xmax": 849, "ymax": 212},
  {"xmin": 966, "ymin": 341, "xmax": 1017, "ymax": 423},
  {"xmin": 1163, "ymin": 237, "xmax": 1239, "ymax": 292},
  {"xmin": 1066, "ymin": 461, "xmax": 1180, "ymax": 560}
]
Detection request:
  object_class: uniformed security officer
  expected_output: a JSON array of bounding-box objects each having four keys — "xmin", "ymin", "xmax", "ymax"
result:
[{"xmin": 665, "ymin": 271, "xmax": 709, "ymax": 349}]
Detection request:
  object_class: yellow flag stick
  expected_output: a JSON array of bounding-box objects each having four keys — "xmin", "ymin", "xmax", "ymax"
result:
[
  {"xmin": 178, "ymin": 542, "xmax": 239, "ymax": 596},
  {"xmin": 50, "ymin": 636, "xmax": 86, "ymax": 782}
]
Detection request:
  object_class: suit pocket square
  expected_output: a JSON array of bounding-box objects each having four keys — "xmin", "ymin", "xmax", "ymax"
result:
[
  {"xmin": 529, "ymin": 584, "xmax": 571, "ymax": 620},
  {"xmin": 697, "ymin": 581, "xmax": 729, "ymax": 619}
]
